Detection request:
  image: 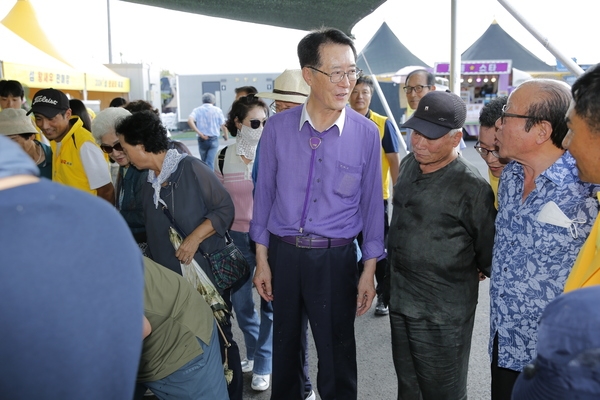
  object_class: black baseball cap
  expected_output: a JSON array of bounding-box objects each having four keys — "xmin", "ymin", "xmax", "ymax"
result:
[
  {"xmin": 27, "ymin": 88, "xmax": 70, "ymax": 118},
  {"xmin": 401, "ymin": 90, "xmax": 466, "ymax": 139}
]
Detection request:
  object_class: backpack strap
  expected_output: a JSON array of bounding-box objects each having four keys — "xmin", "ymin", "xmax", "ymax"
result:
[{"xmin": 218, "ymin": 146, "xmax": 227, "ymax": 175}]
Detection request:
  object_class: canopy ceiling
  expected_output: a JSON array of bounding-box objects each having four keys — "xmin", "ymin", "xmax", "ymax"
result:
[{"xmin": 120, "ymin": 0, "xmax": 387, "ymax": 34}]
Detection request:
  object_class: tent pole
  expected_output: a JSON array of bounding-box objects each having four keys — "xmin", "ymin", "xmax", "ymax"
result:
[
  {"xmin": 497, "ymin": 0, "xmax": 584, "ymax": 77},
  {"xmin": 107, "ymin": 0, "xmax": 113, "ymax": 64},
  {"xmin": 361, "ymin": 54, "xmax": 408, "ymax": 156},
  {"xmin": 449, "ymin": 0, "xmax": 460, "ymax": 96}
]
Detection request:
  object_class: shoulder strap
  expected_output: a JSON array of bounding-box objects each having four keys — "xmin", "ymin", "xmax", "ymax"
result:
[{"xmin": 218, "ymin": 146, "xmax": 227, "ymax": 174}]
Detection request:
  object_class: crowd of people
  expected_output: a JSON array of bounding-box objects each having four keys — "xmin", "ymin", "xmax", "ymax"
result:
[{"xmin": 2, "ymin": 26, "xmax": 600, "ymax": 400}]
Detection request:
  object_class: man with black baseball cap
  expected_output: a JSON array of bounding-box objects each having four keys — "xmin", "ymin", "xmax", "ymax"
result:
[
  {"xmin": 29, "ymin": 88, "xmax": 114, "ymax": 204},
  {"xmin": 387, "ymin": 90, "xmax": 496, "ymax": 399}
]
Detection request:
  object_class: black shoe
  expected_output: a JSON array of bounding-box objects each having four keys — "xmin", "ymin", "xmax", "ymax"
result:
[{"xmin": 374, "ymin": 296, "xmax": 389, "ymax": 316}]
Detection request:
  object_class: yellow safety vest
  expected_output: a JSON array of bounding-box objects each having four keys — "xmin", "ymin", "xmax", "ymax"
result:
[
  {"xmin": 369, "ymin": 110, "xmax": 391, "ymax": 200},
  {"xmin": 51, "ymin": 117, "xmax": 98, "ymax": 195}
]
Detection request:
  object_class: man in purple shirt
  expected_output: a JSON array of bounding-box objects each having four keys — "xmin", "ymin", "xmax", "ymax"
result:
[{"xmin": 250, "ymin": 28, "xmax": 385, "ymax": 400}]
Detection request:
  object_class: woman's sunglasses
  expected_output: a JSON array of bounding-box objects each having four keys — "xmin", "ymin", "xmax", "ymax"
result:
[
  {"xmin": 250, "ymin": 119, "xmax": 266, "ymax": 129},
  {"xmin": 100, "ymin": 142, "xmax": 124, "ymax": 154}
]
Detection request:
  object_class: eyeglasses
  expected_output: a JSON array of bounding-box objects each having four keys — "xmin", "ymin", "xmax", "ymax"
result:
[
  {"xmin": 100, "ymin": 142, "xmax": 124, "ymax": 154},
  {"xmin": 474, "ymin": 143, "xmax": 500, "ymax": 158},
  {"xmin": 501, "ymin": 104, "xmax": 535, "ymax": 124},
  {"xmin": 403, "ymin": 85, "xmax": 431, "ymax": 94},
  {"xmin": 249, "ymin": 119, "xmax": 266, "ymax": 129},
  {"xmin": 307, "ymin": 66, "xmax": 362, "ymax": 83}
]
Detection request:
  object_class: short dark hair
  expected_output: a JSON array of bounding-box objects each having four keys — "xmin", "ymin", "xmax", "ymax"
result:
[
  {"xmin": 124, "ymin": 99, "xmax": 159, "ymax": 115},
  {"xmin": 405, "ymin": 69, "xmax": 435, "ymax": 86},
  {"xmin": 297, "ymin": 27, "xmax": 356, "ymax": 68},
  {"xmin": 226, "ymin": 95, "xmax": 268, "ymax": 136},
  {"xmin": 571, "ymin": 63, "xmax": 600, "ymax": 134},
  {"xmin": 109, "ymin": 97, "xmax": 127, "ymax": 108},
  {"xmin": 115, "ymin": 110, "xmax": 169, "ymax": 154},
  {"xmin": 479, "ymin": 96, "xmax": 508, "ymax": 128},
  {"xmin": 235, "ymin": 86, "xmax": 258, "ymax": 96},
  {"xmin": 18, "ymin": 133, "xmax": 35, "ymax": 140},
  {"xmin": 0, "ymin": 80, "xmax": 24, "ymax": 98},
  {"xmin": 522, "ymin": 80, "xmax": 571, "ymax": 149},
  {"xmin": 355, "ymin": 76, "xmax": 374, "ymax": 92}
]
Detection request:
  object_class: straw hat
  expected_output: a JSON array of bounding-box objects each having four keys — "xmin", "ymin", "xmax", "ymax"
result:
[
  {"xmin": 256, "ymin": 69, "xmax": 310, "ymax": 104},
  {"xmin": 0, "ymin": 108, "xmax": 38, "ymax": 136}
]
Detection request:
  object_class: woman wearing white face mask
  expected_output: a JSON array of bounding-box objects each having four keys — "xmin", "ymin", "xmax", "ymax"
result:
[{"xmin": 215, "ymin": 94, "xmax": 273, "ymax": 393}]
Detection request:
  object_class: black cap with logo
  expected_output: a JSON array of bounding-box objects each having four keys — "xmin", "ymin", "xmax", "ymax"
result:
[{"xmin": 27, "ymin": 88, "xmax": 70, "ymax": 118}]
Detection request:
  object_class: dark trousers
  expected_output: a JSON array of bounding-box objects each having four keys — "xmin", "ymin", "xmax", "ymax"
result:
[
  {"xmin": 269, "ymin": 235, "xmax": 359, "ymax": 400},
  {"xmin": 390, "ymin": 312, "xmax": 474, "ymax": 400},
  {"xmin": 491, "ymin": 334, "xmax": 520, "ymax": 400},
  {"xmin": 219, "ymin": 288, "xmax": 243, "ymax": 400}
]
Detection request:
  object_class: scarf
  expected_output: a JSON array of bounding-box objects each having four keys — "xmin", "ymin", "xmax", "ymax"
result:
[
  {"xmin": 235, "ymin": 124, "xmax": 262, "ymax": 160},
  {"xmin": 147, "ymin": 149, "xmax": 186, "ymax": 208}
]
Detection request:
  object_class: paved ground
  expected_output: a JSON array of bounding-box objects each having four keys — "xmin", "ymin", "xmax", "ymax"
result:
[{"xmin": 166, "ymin": 136, "xmax": 492, "ymax": 400}]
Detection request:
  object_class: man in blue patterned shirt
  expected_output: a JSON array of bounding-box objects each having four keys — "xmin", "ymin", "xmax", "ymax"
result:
[{"xmin": 489, "ymin": 79, "xmax": 600, "ymax": 400}]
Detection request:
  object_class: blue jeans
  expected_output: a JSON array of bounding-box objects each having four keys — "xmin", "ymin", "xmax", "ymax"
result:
[
  {"xmin": 135, "ymin": 320, "xmax": 229, "ymax": 400},
  {"xmin": 229, "ymin": 230, "xmax": 273, "ymax": 375},
  {"xmin": 197, "ymin": 136, "xmax": 219, "ymax": 171}
]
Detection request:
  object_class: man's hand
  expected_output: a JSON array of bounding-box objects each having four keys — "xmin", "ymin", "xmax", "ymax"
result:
[
  {"xmin": 253, "ymin": 244, "xmax": 274, "ymax": 302},
  {"xmin": 356, "ymin": 258, "xmax": 377, "ymax": 316},
  {"xmin": 478, "ymin": 269, "xmax": 487, "ymax": 281}
]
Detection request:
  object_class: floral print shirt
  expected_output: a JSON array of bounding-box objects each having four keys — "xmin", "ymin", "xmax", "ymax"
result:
[{"xmin": 489, "ymin": 151, "xmax": 599, "ymax": 371}]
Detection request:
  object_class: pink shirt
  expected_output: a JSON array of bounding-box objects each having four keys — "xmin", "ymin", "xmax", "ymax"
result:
[{"xmin": 215, "ymin": 143, "xmax": 254, "ymax": 232}]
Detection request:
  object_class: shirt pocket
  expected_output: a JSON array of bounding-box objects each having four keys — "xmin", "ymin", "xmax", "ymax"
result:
[{"xmin": 333, "ymin": 162, "xmax": 362, "ymax": 199}]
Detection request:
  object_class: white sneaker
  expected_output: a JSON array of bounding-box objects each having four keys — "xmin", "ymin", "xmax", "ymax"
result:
[
  {"xmin": 251, "ymin": 373, "xmax": 270, "ymax": 391},
  {"xmin": 241, "ymin": 358, "xmax": 254, "ymax": 373},
  {"xmin": 305, "ymin": 389, "xmax": 316, "ymax": 400}
]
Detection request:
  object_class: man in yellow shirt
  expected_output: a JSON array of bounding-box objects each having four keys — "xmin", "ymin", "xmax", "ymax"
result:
[{"xmin": 562, "ymin": 63, "xmax": 600, "ymax": 292}]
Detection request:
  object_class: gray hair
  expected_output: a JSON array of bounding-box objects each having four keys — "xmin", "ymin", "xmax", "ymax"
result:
[
  {"xmin": 448, "ymin": 128, "xmax": 462, "ymax": 137},
  {"xmin": 202, "ymin": 93, "xmax": 216, "ymax": 104},
  {"xmin": 91, "ymin": 107, "xmax": 132, "ymax": 143}
]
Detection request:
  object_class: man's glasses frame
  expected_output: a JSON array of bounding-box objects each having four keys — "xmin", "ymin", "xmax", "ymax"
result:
[
  {"xmin": 100, "ymin": 142, "xmax": 123, "ymax": 154},
  {"xmin": 474, "ymin": 142, "xmax": 500, "ymax": 158},
  {"xmin": 500, "ymin": 104, "xmax": 536, "ymax": 124},
  {"xmin": 307, "ymin": 66, "xmax": 362, "ymax": 83},
  {"xmin": 403, "ymin": 85, "xmax": 431, "ymax": 94}
]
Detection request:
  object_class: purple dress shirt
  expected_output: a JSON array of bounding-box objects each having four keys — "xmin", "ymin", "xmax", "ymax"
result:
[{"xmin": 250, "ymin": 104, "xmax": 385, "ymax": 261}]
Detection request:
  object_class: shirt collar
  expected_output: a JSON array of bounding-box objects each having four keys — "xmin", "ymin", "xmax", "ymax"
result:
[{"xmin": 299, "ymin": 103, "xmax": 346, "ymax": 136}]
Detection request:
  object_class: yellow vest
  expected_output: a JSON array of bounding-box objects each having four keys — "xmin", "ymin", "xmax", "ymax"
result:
[
  {"xmin": 564, "ymin": 194, "xmax": 600, "ymax": 292},
  {"xmin": 51, "ymin": 116, "xmax": 98, "ymax": 195},
  {"xmin": 488, "ymin": 170, "xmax": 500, "ymax": 210},
  {"xmin": 368, "ymin": 110, "xmax": 391, "ymax": 199}
]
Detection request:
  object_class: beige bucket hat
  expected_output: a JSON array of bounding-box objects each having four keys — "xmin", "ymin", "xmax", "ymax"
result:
[
  {"xmin": 0, "ymin": 108, "xmax": 38, "ymax": 136},
  {"xmin": 256, "ymin": 69, "xmax": 310, "ymax": 104}
]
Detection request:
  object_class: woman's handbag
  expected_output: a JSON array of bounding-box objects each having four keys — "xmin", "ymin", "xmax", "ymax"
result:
[
  {"xmin": 197, "ymin": 231, "xmax": 250, "ymax": 290},
  {"xmin": 162, "ymin": 205, "xmax": 250, "ymax": 290}
]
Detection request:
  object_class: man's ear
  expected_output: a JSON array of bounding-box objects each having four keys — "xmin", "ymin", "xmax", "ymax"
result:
[
  {"xmin": 451, "ymin": 130, "xmax": 463, "ymax": 147},
  {"xmin": 302, "ymin": 67, "xmax": 314, "ymax": 88},
  {"xmin": 64, "ymin": 108, "xmax": 72, "ymax": 119},
  {"xmin": 535, "ymin": 120, "xmax": 553, "ymax": 145}
]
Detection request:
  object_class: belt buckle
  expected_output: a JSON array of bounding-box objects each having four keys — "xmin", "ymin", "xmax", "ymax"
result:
[{"xmin": 295, "ymin": 236, "xmax": 312, "ymax": 249}]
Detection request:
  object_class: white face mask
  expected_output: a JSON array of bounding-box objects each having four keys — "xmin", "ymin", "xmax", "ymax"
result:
[
  {"xmin": 236, "ymin": 124, "xmax": 263, "ymax": 160},
  {"xmin": 537, "ymin": 201, "xmax": 586, "ymax": 238}
]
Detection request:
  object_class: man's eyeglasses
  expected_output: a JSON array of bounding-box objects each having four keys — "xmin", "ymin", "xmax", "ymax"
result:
[
  {"xmin": 501, "ymin": 104, "xmax": 535, "ymax": 124},
  {"xmin": 474, "ymin": 143, "xmax": 500, "ymax": 158},
  {"xmin": 249, "ymin": 119, "xmax": 266, "ymax": 129},
  {"xmin": 308, "ymin": 66, "xmax": 362, "ymax": 83},
  {"xmin": 100, "ymin": 142, "xmax": 123, "ymax": 154},
  {"xmin": 403, "ymin": 85, "xmax": 431, "ymax": 94}
]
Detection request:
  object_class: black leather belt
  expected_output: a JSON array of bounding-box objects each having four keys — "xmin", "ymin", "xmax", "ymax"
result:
[{"xmin": 279, "ymin": 235, "xmax": 354, "ymax": 249}]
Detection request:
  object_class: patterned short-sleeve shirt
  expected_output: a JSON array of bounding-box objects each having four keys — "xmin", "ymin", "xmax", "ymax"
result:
[{"xmin": 489, "ymin": 151, "xmax": 599, "ymax": 371}]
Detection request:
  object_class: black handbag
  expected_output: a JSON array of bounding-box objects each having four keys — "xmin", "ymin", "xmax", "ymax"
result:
[{"xmin": 162, "ymin": 205, "xmax": 250, "ymax": 290}]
